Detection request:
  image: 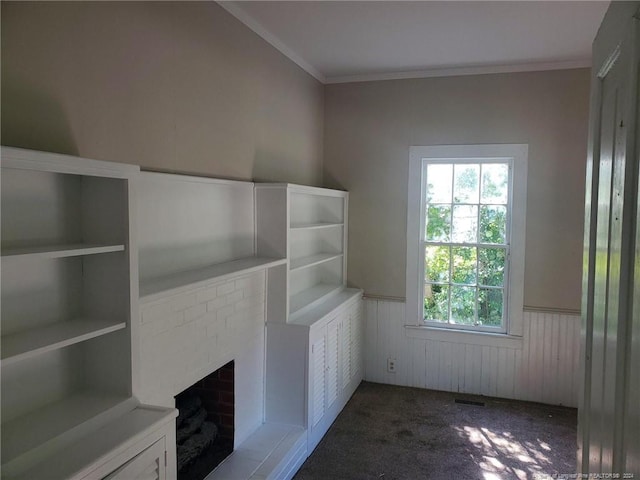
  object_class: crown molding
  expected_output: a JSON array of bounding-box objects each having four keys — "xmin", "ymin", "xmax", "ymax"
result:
[
  {"xmin": 217, "ymin": 2, "xmax": 592, "ymax": 86},
  {"xmin": 325, "ymin": 59, "xmax": 593, "ymax": 84},
  {"xmin": 217, "ymin": 1, "xmax": 326, "ymax": 84}
]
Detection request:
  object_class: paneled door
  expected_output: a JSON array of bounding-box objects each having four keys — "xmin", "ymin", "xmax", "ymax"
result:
[{"xmin": 579, "ymin": 2, "xmax": 639, "ymax": 475}]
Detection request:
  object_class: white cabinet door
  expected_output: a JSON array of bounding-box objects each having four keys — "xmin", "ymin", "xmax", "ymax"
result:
[
  {"xmin": 310, "ymin": 336, "xmax": 326, "ymax": 428},
  {"xmin": 341, "ymin": 311, "xmax": 351, "ymax": 389},
  {"xmin": 103, "ymin": 438, "xmax": 166, "ymax": 480},
  {"xmin": 326, "ymin": 317, "xmax": 340, "ymax": 409}
]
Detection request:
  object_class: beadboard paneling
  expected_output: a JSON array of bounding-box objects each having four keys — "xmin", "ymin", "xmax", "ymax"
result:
[{"xmin": 364, "ymin": 298, "xmax": 581, "ymax": 407}]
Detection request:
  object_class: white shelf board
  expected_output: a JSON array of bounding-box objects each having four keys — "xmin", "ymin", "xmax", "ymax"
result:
[
  {"xmin": 1, "ymin": 243, "xmax": 125, "ymax": 260},
  {"xmin": 1, "ymin": 392, "xmax": 133, "ymax": 469},
  {"xmin": 289, "ymin": 253, "xmax": 343, "ymax": 272},
  {"xmin": 289, "ymin": 283, "xmax": 343, "ymax": 317},
  {"xmin": 1, "ymin": 146, "xmax": 140, "ymax": 178},
  {"xmin": 140, "ymin": 256, "xmax": 287, "ymax": 302},
  {"xmin": 11, "ymin": 405, "xmax": 177, "ymax": 480},
  {"xmin": 289, "ymin": 288, "xmax": 363, "ymax": 327},
  {"xmin": 290, "ymin": 222, "xmax": 343, "ymax": 230},
  {"xmin": 255, "ymin": 182, "xmax": 348, "ymax": 197},
  {"xmin": 1, "ymin": 319, "xmax": 126, "ymax": 366}
]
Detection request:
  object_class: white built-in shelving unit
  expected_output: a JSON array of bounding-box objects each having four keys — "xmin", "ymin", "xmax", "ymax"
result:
[
  {"xmin": 289, "ymin": 186, "xmax": 347, "ymax": 319},
  {"xmin": 256, "ymin": 183, "xmax": 364, "ymax": 458},
  {"xmin": 255, "ymin": 184, "xmax": 349, "ymax": 322},
  {"xmin": 1, "ymin": 148, "xmax": 361, "ymax": 479},
  {"xmin": 1, "ymin": 147, "xmax": 176, "ymax": 480}
]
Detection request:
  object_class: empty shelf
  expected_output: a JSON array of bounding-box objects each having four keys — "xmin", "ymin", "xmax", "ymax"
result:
[
  {"xmin": 1, "ymin": 243, "xmax": 125, "ymax": 260},
  {"xmin": 1, "ymin": 319, "xmax": 126, "ymax": 366},
  {"xmin": 289, "ymin": 284, "xmax": 343, "ymax": 317},
  {"xmin": 10, "ymin": 405, "xmax": 177, "ymax": 480},
  {"xmin": 1, "ymin": 392, "xmax": 134, "ymax": 470},
  {"xmin": 290, "ymin": 253, "xmax": 343, "ymax": 272},
  {"xmin": 290, "ymin": 222, "xmax": 343, "ymax": 230},
  {"xmin": 140, "ymin": 256, "xmax": 287, "ymax": 302},
  {"xmin": 289, "ymin": 288, "xmax": 363, "ymax": 327}
]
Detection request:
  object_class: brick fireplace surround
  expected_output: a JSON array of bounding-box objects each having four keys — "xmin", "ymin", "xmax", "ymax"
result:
[
  {"xmin": 137, "ymin": 269, "xmax": 310, "ymax": 480},
  {"xmin": 138, "ymin": 271, "xmax": 266, "ymax": 448}
]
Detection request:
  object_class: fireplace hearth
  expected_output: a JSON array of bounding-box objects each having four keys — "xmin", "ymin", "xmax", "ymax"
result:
[{"xmin": 175, "ymin": 361, "xmax": 234, "ymax": 480}]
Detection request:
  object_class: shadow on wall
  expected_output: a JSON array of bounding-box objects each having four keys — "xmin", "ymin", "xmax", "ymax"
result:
[
  {"xmin": 251, "ymin": 149, "xmax": 293, "ymax": 184},
  {"xmin": 321, "ymin": 170, "xmax": 346, "ymax": 191},
  {"xmin": 1, "ymin": 78, "xmax": 78, "ymax": 155},
  {"xmin": 251, "ymin": 148, "xmax": 323, "ymax": 186}
]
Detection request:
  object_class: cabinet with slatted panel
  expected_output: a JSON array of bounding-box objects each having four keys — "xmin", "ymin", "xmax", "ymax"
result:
[{"xmin": 264, "ymin": 289, "xmax": 363, "ymax": 454}]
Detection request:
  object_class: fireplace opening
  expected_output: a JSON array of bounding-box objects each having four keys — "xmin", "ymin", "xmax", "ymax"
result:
[{"xmin": 175, "ymin": 360, "xmax": 234, "ymax": 480}]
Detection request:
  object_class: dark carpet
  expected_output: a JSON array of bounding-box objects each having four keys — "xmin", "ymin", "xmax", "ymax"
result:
[{"xmin": 294, "ymin": 382, "xmax": 577, "ymax": 480}]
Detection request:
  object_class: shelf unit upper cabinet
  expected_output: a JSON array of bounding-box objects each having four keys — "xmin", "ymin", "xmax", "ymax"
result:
[
  {"xmin": 0, "ymin": 146, "xmax": 139, "ymax": 475},
  {"xmin": 255, "ymin": 184, "xmax": 348, "ymax": 323}
]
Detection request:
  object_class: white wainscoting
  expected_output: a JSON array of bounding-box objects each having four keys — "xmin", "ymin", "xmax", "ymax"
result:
[{"xmin": 364, "ymin": 298, "xmax": 581, "ymax": 407}]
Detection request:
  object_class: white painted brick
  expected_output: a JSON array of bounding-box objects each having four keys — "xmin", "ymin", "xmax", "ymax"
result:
[
  {"xmin": 243, "ymin": 286, "xmax": 261, "ymax": 299},
  {"xmin": 139, "ymin": 271, "xmax": 266, "ymax": 418},
  {"xmin": 152, "ymin": 317, "xmax": 171, "ymax": 336},
  {"xmin": 141, "ymin": 302, "xmax": 173, "ymax": 324},
  {"xmin": 185, "ymin": 303, "xmax": 206, "ymax": 323},
  {"xmin": 217, "ymin": 305, "xmax": 235, "ymax": 321},
  {"xmin": 235, "ymin": 297, "xmax": 261, "ymax": 312},
  {"xmin": 196, "ymin": 286, "xmax": 219, "ymax": 304},
  {"xmin": 170, "ymin": 293, "xmax": 197, "ymax": 312},
  {"xmin": 140, "ymin": 321, "xmax": 155, "ymax": 339},
  {"xmin": 226, "ymin": 311, "xmax": 249, "ymax": 329},
  {"xmin": 170, "ymin": 312, "xmax": 186, "ymax": 328},
  {"xmin": 214, "ymin": 317, "xmax": 227, "ymax": 334},
  {"xmin": 216, "ymin": 282, "xmax": 235, "ymax": 296},
  {"xmin": 226, "ymin": 290, "xmax": 244, "ymax": 305},
  {"xmin": 207, "ymin": 297, "xmax": 227, "ymax": 312},
  {"xmin": 206, "ymin": 325, "xmax": 219, "ymax": 340}
]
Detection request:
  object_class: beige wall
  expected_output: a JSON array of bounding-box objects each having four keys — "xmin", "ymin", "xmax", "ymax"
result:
[
  {"xmin": 1, "ymin": 3, "xmax": 589, "ymax": 310},
  {"xmin": 324, "ymin": 69, "xmax": 590, "ymax": 311},
  {"xmin": 1, "ymin": 2, "xmax": 323, "ymax": 184}
]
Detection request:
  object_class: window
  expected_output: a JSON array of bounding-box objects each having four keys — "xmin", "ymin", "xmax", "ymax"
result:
[{"xmin": 406, "ymin": 145, "xmax": 527, "ymax": 336}]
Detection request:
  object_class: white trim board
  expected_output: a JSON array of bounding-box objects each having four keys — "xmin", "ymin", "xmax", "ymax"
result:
[
  {"xmin": 217, "ymin": 1, "xmax": 326, "ymax": 83},
  {"xmin": 325, "ymin": 59, "xmax": 592, "ymax": 84}
]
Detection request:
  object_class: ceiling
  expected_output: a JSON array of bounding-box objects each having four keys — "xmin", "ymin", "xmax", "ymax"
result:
[{"xmin": 219, "ymin": 1, "xmax": 609, "ymax": 84}]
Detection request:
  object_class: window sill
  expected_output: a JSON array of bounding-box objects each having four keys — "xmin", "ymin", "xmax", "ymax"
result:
[{"xmin": 404, "ymin": 325, "xmax": 523, "ymax": 349}]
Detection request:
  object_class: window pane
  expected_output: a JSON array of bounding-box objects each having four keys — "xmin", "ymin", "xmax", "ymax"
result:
[
  {"xmin": 453, "ymin": 164, "xmax": 479, "ymax": 203},
  {"xmin": 481, "ymin": 164, "xmax": 509, "ymax": 204},
  {"xmin": 424, "ymin": 284, "xmax": 449, "ymax": 322},
  {"xmin": 451, "ymin": 247, "xmax": 476, "ymax": 285},
  {"xmin": 452, "ymin": 205, "xmax": 478, "ymax": 243},
  {"xmin": 426, "ymin": 205, "xmax": 451, "ymax": 241},
  {"xmin": 450, "ymin": 286, "xmax": 475, "ymax": 325},
  {"xmin": 425, "ymin": 246, "xmax": 450, "ymax": 283},
  {"xmin": 478, "ymin": 248, "xmax": 506, "ymax": 286},
  {"xmin": 479, "ymin": 205, "xmax": 506, "ymax": 244},
  {"xmin": 478, "ymin": 288, "xmax": 503, "ymax": 327},
  {"xmin": 426, "ymin": 164, "xmax": 453, "ymax": 203}
]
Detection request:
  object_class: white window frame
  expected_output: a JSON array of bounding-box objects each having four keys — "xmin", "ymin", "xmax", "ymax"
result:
[{"xmin": 406, "ymin": 144, "xmax": 527, "ymax": 338}]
